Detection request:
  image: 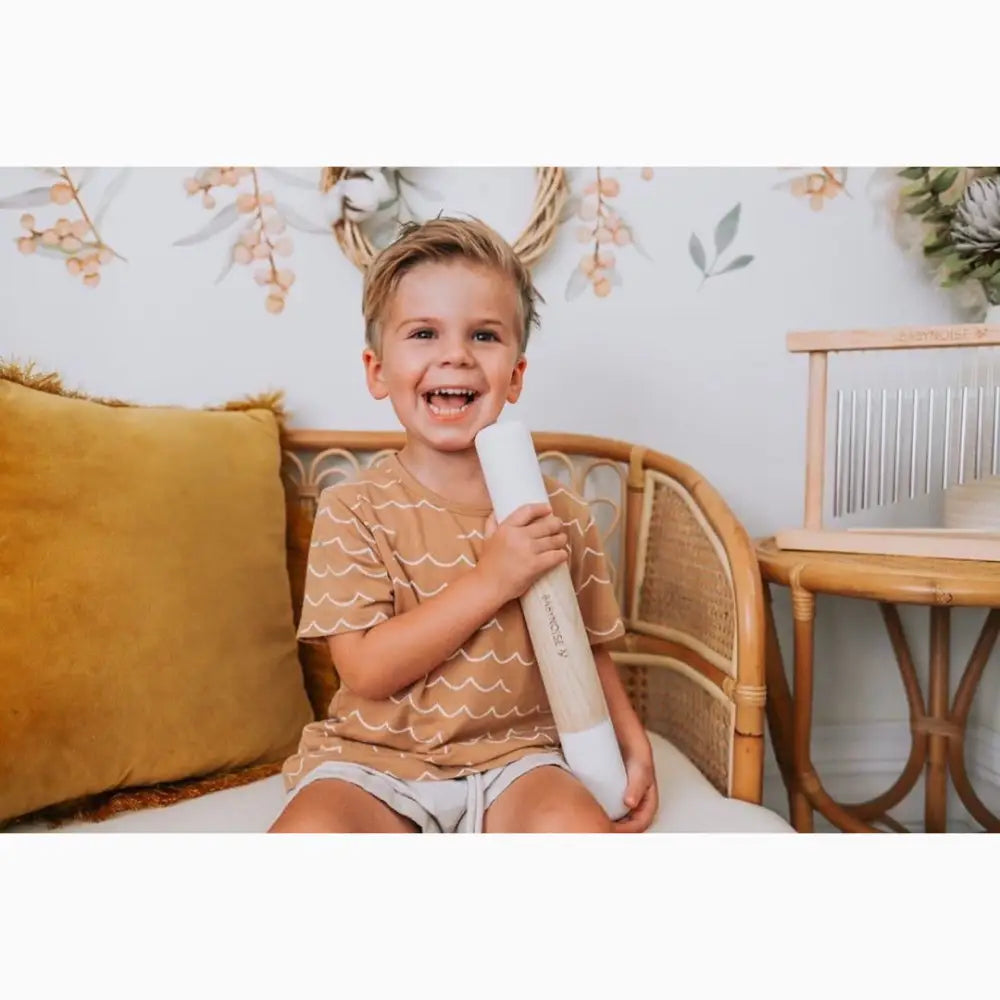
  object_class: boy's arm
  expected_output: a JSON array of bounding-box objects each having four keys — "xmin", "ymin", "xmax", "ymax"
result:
[
  {"xmin": 329, "ymin": 502, "xmax": 569, "ymax": 701},
  {"xmin": 595, "ymin": 647, "xmax": 658, "ymax": 831},
  {"xmin": 595, "ymin": 647, "xmax": 648, "ymax": 752},
  {"xmin": 327, "ymin": 569, "xmax": 503, "ymax": 701},
  {"xmin": 553, "ymin": 483, "xmax": 656, "ymax": 829}
]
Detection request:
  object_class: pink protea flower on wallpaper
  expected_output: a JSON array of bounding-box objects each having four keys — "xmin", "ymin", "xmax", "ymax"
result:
[
  {"xmin": 564, "ymin": 167, "xmax": 651, "ymax": 301},
  {"xmin": 175, "ymin": 166, "xmax": 327, "ymax": 316},
  {"xmin": 2, "ymin": 168, "xmax": 128, "ymax": 288}
]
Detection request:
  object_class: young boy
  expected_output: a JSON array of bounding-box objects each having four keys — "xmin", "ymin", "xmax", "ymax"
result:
[{"xmin": 269, "ymin": 217, "xmax": 657, "ymax": 834}]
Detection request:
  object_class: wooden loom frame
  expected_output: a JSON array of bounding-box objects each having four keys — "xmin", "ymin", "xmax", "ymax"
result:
[{"xmin": 775, "ymin": 323, "xmax": 1000, "ymax": 562}]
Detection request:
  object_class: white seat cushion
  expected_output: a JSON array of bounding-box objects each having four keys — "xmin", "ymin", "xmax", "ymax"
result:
[{"xmin": 8, "ymin": 731, "xmax": 792, "ymax": 833}]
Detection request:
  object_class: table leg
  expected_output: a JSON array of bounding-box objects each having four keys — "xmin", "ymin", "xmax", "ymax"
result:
[
  {"xmin": 925, "ymin": 606, "xmax": 950, "ymax": 833},
  {"xmin": 948, "ymin": 609, "xmax": 1000, "ymax": 832},
  {"xmin": 762, "ymin": 584, "xmax": 796, "ymax": 813},
  {"xmin": 790, "ymin": 582, "xmax": 816, "ymax": 833}
]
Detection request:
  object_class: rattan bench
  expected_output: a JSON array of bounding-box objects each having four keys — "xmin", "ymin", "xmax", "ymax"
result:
[{"xmin": 283, "ymin": 429, "xmax": 769, "ymax": 807}]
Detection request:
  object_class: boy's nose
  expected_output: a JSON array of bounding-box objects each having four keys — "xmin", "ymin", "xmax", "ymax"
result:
[{"xmin": 437, "ymin": 336, "xmax": 474, "ymax": 366}]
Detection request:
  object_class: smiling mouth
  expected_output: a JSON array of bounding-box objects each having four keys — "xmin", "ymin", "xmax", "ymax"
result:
[{"xmin": 422, "ymin": 388, "xmax": 480, "ymax": 418}]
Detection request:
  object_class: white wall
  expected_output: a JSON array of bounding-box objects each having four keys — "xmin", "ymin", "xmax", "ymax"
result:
[{"xmin": 3, "ymin": 165, "xmax": 996, "ymax": 824}]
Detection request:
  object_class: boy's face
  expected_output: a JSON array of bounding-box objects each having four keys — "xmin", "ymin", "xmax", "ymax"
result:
[{"xmin": 362, "ymin": 259, "xmax": 527, "ymax": 453}]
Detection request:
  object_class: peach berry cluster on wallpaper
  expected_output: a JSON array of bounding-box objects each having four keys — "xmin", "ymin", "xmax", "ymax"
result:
[
  {"xmin": 1, "ymin": 168, "xmax": 127, "ymax": 288},
  {"xmin": 174, "ymin": 167, "xmax": 328, "ymax": 315},
  {"xmin": 563, "ymin": 167, "xmax": 653, "ymax": 300}
]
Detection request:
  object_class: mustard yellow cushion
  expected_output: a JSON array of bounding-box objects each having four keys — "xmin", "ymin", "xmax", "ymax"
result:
[{"xmin": 0, "ymin": 376, "xmax": 313, "ymax": 826}]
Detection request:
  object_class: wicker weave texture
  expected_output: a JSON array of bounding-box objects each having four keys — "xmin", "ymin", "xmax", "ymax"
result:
[
  {"xmin": 636, "ymin": 473, "xmax": 736, "ymax": 671},
  {"xmin": 618, "ymin": 660, "xmax": 733, "ymax": 795}
]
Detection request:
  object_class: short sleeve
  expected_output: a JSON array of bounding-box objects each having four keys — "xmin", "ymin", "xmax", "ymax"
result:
[
  {"xmin": 552, "ymin": 487, "xmax": 626, "ymax": 647},
  {"xmin": 296, "ymin": 487, "xmax": 394, "ymax": 641}
]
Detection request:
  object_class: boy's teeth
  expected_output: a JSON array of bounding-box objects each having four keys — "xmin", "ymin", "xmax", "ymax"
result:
[{"xmin": 425, "ymin": 389, "xmax": 476, "ymax": 416}]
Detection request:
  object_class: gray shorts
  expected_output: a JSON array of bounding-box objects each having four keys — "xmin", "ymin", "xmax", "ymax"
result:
[{"xmin": 284, "ymin": 751, "xmax": 570, "ymax": 833}]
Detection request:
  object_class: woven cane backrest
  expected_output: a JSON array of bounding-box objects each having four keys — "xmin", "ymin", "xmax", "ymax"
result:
[{"xmin": 632, "ymin": 470, "xmax": 737, "ymax": 675}]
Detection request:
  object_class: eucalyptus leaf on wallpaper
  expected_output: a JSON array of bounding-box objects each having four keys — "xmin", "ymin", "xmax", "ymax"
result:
[
  {"xmin": 0, "ymin": 187, "xmax": 55, "ymax": 210},
  {"xmin": 714, "ymin": 203, "xmax": 740, "ymax": 255},
  {"xmin": 94, "ymin": 169, "xmax": 130, "ymax": 228},
  {"xmin": 718, "ymin": 254, "xmax": 754, "ymax": 274},
  {"xmin": 173, "ymin": 202, "xmax": 241, "ymax": 247},
  {"xmin": 276, "ymin": 202, "xmax": 332, "ymax": 235},
  {"xmin": 690, "ymin": 202, "xmax": 754, "ymax": 288},
  {"xmin": 215, "ymin": 249, "xmax": 237, "ymax": 285},
  {"xmin": 688, "ymin": 233, "xmax": 707, "ymax": 273},
  {"xmin": 565, "ymin": 266, "xmax": 590, "ymax": 301},
  {"xmin": 559, "ymin": 195, "xmax": 581, "ymax": 224},
  {"xmin": 397, "ymin": 169, "xmax": 443, "ymax": 202},
  {"xmin": 261, "ymin": 167, "xmax": 322, "ymax": 190}
]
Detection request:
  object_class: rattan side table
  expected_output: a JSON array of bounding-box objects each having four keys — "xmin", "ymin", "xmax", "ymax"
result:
[{"xmin": 756, "ymin": 537, "xmax": 1000, "ymax": 833}]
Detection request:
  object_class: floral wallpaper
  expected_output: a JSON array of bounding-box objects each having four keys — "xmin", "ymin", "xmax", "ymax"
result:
[{"xmin": 7, "ymin": 165, "xmax": 970, "ymax": 320}]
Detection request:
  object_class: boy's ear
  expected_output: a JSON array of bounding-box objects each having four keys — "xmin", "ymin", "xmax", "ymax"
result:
[
  {"xmin": 506, "ymin": 354, "xmax": 528, "ymax": 404},
  {"xmin": 362, "ymin": 347, "xmax": 389, "ymax": 400}
]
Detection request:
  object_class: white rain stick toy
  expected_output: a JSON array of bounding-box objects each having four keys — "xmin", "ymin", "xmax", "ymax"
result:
[{"xmin": 475, "ymin": 420, "xmax": 628, "ymax": 820}]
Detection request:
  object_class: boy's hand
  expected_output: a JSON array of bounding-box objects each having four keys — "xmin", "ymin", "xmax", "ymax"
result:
[
  {"xmin": 611, "ymin": 736, "xmax": 659, "ymax": 834},
  {"xmin": 478, "ymin": 503, "xmax": 569, "ymax": 604}
]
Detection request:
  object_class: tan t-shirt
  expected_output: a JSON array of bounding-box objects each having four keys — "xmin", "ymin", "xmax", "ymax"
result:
[{"xmin": 283, "ymin": 452, "xmax": 625, "ymax": 791}]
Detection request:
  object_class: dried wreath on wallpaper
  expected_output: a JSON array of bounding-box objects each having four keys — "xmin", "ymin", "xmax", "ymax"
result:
[
  {"xmin": 175, "ymin": 167, "xmax": 328, "ymax": 315},
  {"xmin": 0, "ymin": 168, "xmax": 128, "ymax": 288},
  {"xmin": 563, "ymin": 167, "xmax": 654, "ymax": 300},
  {"xmin": 688, "ymin": 203, "xmax": 754, "ymax": 288},
  {"xmin": 320, "ymin": 167, "xmax": 569, "ymax": 273},
  {"xmin": 774, "ymin": 167, "xmax": 850, "ymax": 211}
]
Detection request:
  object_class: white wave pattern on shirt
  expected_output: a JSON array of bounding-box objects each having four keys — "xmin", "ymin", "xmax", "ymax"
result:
[
  {"xmin": 351, "ymin": 498, "xmax": 446, "ymax": 513},
  {"xmin": 574, "ymin": 573, "xmax": 611, "ymax": 594},
  {"xmin": 561, "ymin": 515, "xmax": 596, "ymax": 536},
  {"xmin": 304, "ymin": 591, "xmax": 377, "ymax": 607},
  {"xmin": 586, "ymin": 618, "xmax": 623, "ymax": 637},
  {"xmin": 389, "ymin": 693, "xmax": 543, "ymax": 721},
  {"xmin": 452, "ymin": 726, "xmax": 558, "ymax": 747},
  {"xmin": 391, "ymin": 577, "xmax": 448, "ymax": 598},
  {"xmin": 308, "ymin": 536, "xmax": 375, "ymax": 558},
  {"xmin": 448, "ymin": 648, "xmax": 535, "ymax": 667},
  {"xmin": 341, "ymin": 710, "xmax": 444, "ymax": 745},
  {"xmin": 345, "ymin": 478, "xmax": 401, "ymax": 490},
  {"xmin": 317, "ymin": 563, "xmax": 388, "ymax": 579},
  {"xmin": 395, "ymin": 552, "xmax": 475, "ymax": 569},
  {"xmin": 425, "ymin": 675, "xmax": 512, "ymax": 695},
  {"xmin": 298, "ymin": 611, "xmax": 388, "ymax": 634}
]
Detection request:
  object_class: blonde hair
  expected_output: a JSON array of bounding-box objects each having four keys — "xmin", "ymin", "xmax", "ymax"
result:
[{"xmin": 361, "ymin": 216, "xmax": 542, "ymax": 354}]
